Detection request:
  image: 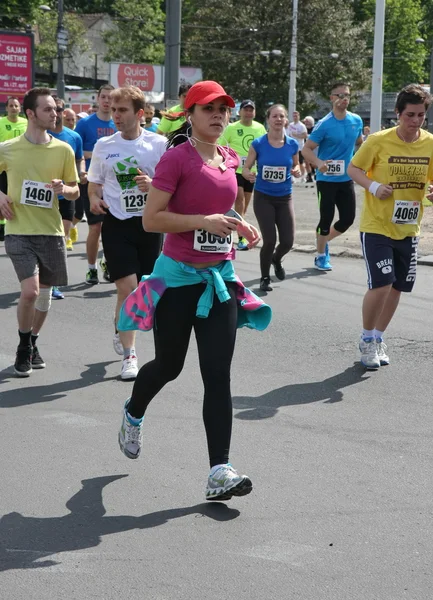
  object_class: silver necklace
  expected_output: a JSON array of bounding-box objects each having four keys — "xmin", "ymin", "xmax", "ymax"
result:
[{"xmin": 396, "ymin": 128, "xmax": 419, "ymax": 144}]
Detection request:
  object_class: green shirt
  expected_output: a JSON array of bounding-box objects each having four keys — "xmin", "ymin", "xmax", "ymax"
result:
[
  {"xmin": 0, "ymin": 116, "xmax": 27, "ymax": 142},
  {"xmin": 220, "ymin": 120, "xmax": 266, "ymax": 173},
  {"xmin": 157, "ymin": 104, "xmax": 185, "ymax": 135}
]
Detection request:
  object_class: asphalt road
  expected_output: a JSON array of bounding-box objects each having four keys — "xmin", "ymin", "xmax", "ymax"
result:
[{"xmin": 1, "ymin": 231, "xmax": 433, "ymax": 599}]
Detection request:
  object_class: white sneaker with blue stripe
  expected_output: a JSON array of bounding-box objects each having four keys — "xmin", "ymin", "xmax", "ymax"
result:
[
  {"xmin": 376, "ymin": 338, "xmax": 390, "ymax": 365},
  {"xmin": 359, "ymin": 336, "xmax": 380, "ymax": 370}
]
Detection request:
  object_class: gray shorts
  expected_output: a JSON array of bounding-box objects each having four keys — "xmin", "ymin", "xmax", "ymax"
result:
[{"xmin": 5, "ymin": 234, "xmax": 68, "ymax": 286}]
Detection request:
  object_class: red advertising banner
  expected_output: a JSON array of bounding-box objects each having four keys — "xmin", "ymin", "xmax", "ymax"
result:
[{"xmin": 0, "ymin": 31, "xmax": 34, "ymax": 104}]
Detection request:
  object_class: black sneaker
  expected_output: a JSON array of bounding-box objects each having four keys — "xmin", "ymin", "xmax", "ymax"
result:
[
  {"xmin": 14, "ymin": 345, "xmax": 32, "ymax": 377},
  {"xmin": 259, "ymin": 276, "xmax": 273, "ymax": 292},
  {"xmin": 85, "ymin": 268, "xmax": 99, "ymax": 285},
  {"xmin": 0, "ymin": 223, "xmax": 4, "ymax": 242},
  {"xmin": 272, "ymin": 256, "xmax": 286, "ymax": 281},
  {"xmin": 31, "ymin": 345, "xmax": 46, "ymax": 369}
]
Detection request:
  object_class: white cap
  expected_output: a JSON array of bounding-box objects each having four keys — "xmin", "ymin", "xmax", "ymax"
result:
[{"xmin": 77, "ymin": 112, "xmax": 88, "ymax": 119}]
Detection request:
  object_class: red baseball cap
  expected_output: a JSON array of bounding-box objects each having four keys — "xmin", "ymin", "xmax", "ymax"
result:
[{"xmin": 184, "ymin": 80, "xmax": 235, "ymax": 109}]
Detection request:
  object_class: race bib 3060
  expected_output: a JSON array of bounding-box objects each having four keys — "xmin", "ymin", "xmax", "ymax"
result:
[{"xmin": 193, "ymin": 229, "xmax": 233, "ymax": 253}]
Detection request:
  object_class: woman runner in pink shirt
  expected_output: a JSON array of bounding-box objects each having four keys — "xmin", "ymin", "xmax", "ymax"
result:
[{"xmin": 117, "ymin": 81, "xmax": 272, "ymax": 501}]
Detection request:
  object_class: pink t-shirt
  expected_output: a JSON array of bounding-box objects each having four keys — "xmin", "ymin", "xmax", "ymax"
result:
[{"xmin": 151, "ymin": 141, "xmax": 239, "ymax": 264}]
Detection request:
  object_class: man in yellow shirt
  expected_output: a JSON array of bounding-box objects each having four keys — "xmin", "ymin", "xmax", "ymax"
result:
[
  {"xmin": 156, "ymin": 83, "xmax": 191, "ymax": 136},
  {"xmin": 0, "ymin": 87, "xmax": 79, "ymax": 377},
  {"xmin": 0, "ymin": 97, "xmax": 28, "ymax": 240},
  {"xmin": 348, "ymin": 84, "xmax": 433, "ymax": 370}
]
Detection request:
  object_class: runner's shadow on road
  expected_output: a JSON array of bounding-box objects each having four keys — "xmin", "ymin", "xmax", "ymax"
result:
[
  {"xmin": 233, "ymin": 363, "xmax": 369, "ymax": 420},
  {"xmin": 242, "ymin": 268, "xmax": 327, "ymax": 291},
  {"xmin": 0, "ymin": 290, "xmax": 20, "ymax": 309},
  {"xmin": 0, "ymin": 474, "xmax": 239, "ymax": 572},
  {"xmin": 0, "ymin": 360, "xmax": 119, "ymax": 407}
]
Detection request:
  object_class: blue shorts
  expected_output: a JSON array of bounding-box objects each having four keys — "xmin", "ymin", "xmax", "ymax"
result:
[{"xmin": 360, "ymin": 232, "xmax": 418, "ymax": 292}]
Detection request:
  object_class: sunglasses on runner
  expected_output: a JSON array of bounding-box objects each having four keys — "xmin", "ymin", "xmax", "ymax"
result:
[
  {"xmin": 56, "ymin": 107, "xmax": 65, "ymax": 112},
  {"xmin": 332, "ymin": 93, "xmax": 351, "ymax": 99}
]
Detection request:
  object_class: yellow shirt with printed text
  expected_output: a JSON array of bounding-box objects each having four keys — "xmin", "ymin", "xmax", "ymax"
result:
[
  {"xmin": 0, "ymin": 135, "xmax": 78, "ymax": 236},
  {"xmin": 352, "ymin": 128, "xmax": 433, "ymax": 239}
]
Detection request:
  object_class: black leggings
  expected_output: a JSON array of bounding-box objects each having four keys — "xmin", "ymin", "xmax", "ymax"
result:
[
  {"xmin": 128, "ymin": 281, "xmax": 238, "ymax": 467},
  {"xmin": 253, "ymin": 190, "xmax": 295, "ymax": 277},
  {"xmin": 316, "ymin": 180, "xmax": 356, "ymax": 236}
]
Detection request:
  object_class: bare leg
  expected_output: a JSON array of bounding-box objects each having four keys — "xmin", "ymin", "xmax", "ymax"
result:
[
  {"xmin": 17, "ymin": 276, "xmax": 39, "ymax": 332},
  {"xmin": 115, "ymin": 274, "xmax": 138, "ymax": 350},
  {"xmin": 375, "ymin": 287, "xmax": 401, "ymax": 332},
  {"xmin": 362, "ymin": 284, "xmax": 393, "ymax": 330},
  {"xmin": 86, "ymin": 222, "xmax": 102, "ymax": 264},
  {"xmin": 316, "ymin": 226, "xmax": 343, "ymax": 254}
]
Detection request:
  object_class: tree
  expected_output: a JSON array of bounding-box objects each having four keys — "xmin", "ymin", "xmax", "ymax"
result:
[
  {"xmin": 353, "ymin": 0, "xmax": 428, "ymax": 91},
  {"xmin": 34, "ymin": 9, "xmax": 90, "ymax": 72},
  {"xmin": 0, "ymin": 0, "xmax": 41, "ymax": 31},
  {"xmin": 181, "ymin": 0, "xmax": 371, "ymax": 118},
  {"xmin": 102, "ymin": 0, "xmax": 165, "ymax": 64}
]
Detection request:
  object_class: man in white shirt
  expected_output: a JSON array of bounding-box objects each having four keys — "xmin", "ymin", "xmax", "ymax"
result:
[
  {"xmin": 88, "ymin": 86, "xmax": 166, "ymax": 380},
  {"xmin": 286, "ymin": 111, "xmax": 308, "ymax": 181}
]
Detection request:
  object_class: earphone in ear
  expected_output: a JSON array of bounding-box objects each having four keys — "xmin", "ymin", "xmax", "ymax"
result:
[{"xmin": 187, "ymin": 116, "xmax": 192, "ymax": 124}]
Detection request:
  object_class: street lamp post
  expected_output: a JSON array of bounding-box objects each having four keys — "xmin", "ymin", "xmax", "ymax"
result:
[
  {"xmin": 56, "ymin": 0, "xmax": 68, "ymax": 100},
  {"xmin": 288, "ymin": 0, "xmax": 298, "ymax": 116},
  {"xmin": 415, "ymin": 37, "xmax": 433, "ymax": 133},
  {"xmin": 39, "ymin": 3, "xmax": 68, "ymax": 100},
  {"xmin": 370, "ymin": 0, "xmax": 386, "ymax": 133}
]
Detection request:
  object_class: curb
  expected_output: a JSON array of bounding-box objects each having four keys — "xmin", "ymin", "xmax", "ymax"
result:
[{"xmin": 291, "ymin": 244, "xmax": 433, "ymax": 266}]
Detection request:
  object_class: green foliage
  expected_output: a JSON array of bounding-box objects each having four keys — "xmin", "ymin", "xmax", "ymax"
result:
[
  {"xmin": 181, "ymin": 0, "xmax": 371, "ymax": 117},
  {"xmin": 34, "ymin": 9, "xmax": 90, "ymax": 71},
  {"xmin": 64, "ymin": 0, "xmax": 116, "ymax": 13},
  {"xmin": 382, "ymin": 0, "xmax": 427, "ymax": 90},
  {"xmin": 102, "ymin": 0, "xmax": 165, "ymax": 64},
  {"xmin": 0, "ymin": 0, "xmax": 40, "ymax": 31}
]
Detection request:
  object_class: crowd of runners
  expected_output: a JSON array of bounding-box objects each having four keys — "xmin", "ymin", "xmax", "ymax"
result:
[{"xmin": 1, "ymin": 79, "xmax": 433, "ymax": 500}]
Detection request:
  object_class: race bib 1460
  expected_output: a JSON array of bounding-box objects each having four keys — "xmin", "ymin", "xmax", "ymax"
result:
[{"xmin": 20, "ymin": 180, "xmax": 54, "ymax": 209}]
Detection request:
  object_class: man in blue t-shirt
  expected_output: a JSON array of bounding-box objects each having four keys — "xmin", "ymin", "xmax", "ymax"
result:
[
  {"xmin": 302, "ymin": 82, "xmax": 363, "ymax": 271},
  {"xmin": 141, "ymin": 103, "xmax": 158, "ymax": 133},
  {"xmin": 75, "ymin": 84, "xmax": 116, "ymax": 285}
]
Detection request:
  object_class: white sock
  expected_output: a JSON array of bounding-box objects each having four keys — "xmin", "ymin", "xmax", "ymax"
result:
[
  {"xmin": 374, "ymin": 329, "xmax": 384, "ymax": 340},
  {"xmin": 362, "ymin": 329, "xmax": 374, "ymax": 339},
  {"xmin": 88, "ymin": 263, "xmax": 97, "ymax": 270},
  {"xmin": 317, "ymin": 253, "xmax": 326, "ymax": 258}
]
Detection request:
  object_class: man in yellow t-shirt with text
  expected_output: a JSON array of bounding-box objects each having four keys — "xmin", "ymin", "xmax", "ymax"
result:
[
  {"xmin": 0, "ymin": 88, "xmax": 79, "ymax": 378},
  {"xmin": 348, "ymin": 83, "xmax": 433, "ymax": 370}
]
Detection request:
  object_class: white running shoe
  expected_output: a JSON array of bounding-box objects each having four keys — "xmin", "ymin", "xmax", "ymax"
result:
[
  {"xmin": 359, "ymin": 336, "xmax": 380, "ymax": 370},
  {"xmin": 205, "ymin": 464, "xmax": 252, "ymax": 501},
  {"xmin": 376, "ymin": 338, "xmax": 390, "ymax": 365},
  {"xmin": 121, "ymin": 355, "xmax": 138, "ymax": 380},
  {"xmin": 113, "ymin": 332, "xmax": 123, "ymax": 356},
  {"xmin": 118, "ymin": 400, "xmax": 143, "ymax": 459}
]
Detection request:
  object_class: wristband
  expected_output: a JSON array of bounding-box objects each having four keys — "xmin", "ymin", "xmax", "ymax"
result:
[{"xmin": 368, "ymin": 181, "xmax": 381, "ymax": 197}]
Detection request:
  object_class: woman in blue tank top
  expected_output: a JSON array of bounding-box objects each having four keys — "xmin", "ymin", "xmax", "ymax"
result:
[{"xmin": 243, "ymin": 104, "xmax": 300, "ymax": 291}]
